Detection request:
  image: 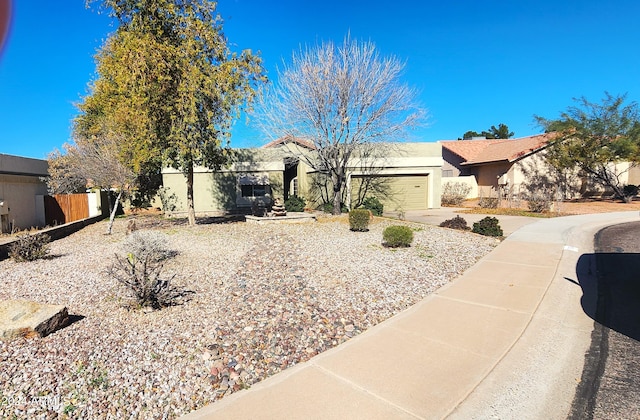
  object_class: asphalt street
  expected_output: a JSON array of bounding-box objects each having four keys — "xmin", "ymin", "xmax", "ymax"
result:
[{"xmin": 569, "ymin": 221, "xmax": 640, "ymax": 419}]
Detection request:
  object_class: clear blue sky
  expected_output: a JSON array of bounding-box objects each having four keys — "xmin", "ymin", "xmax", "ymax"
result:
[{"xmin": 1, "ymin": 0, "xmax": 639, "ymax": 159}]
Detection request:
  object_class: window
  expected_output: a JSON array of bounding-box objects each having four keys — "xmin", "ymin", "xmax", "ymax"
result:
[
  {"xmin": 241, "ymin": 184, "xmax": 269, "ymax": 197},
  {"xmin": 442, "ymin": 169, "xmax": 453, "ymax": 177}
]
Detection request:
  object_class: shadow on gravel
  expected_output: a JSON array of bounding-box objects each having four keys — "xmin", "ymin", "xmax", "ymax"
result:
[{"xmin": 576, "ymin": 253, "xmax": 640, "ymax": 342}]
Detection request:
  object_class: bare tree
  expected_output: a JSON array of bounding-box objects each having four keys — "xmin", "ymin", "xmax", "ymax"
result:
[
  {"xmin": 259, "ymin": 35, "xmax": 425, "ymax": 214},
  {"xmin": 48, "ymin": 121, "xmax": 136, "ymax": 235}
]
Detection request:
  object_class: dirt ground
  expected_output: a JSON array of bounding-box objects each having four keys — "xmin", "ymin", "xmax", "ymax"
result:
[{"xmin": 461, "ymin": 198, "xmax": 640, "ymax": 215}]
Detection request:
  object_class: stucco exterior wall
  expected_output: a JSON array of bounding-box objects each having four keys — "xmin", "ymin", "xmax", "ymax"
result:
[{"xmin": 0, "ymin": 155, "xmax": 49, "ymax": 232}]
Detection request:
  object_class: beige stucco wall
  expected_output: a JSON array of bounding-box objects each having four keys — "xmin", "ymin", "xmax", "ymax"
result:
[
  {"xmin": 162, "ymin": 165, "xmax": 285, "ymax": 215},
  {"xmin": 0, "ymin": 155, "xmax": 49, "ymax": 232}
]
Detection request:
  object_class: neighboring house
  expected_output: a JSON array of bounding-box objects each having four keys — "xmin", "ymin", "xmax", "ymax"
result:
[
  {"xmin": 161, "ymin": 139, "xmax": 443, "ymax": 215},
  {"xmin": 0, "ymin": 154, "xmax": 49, "ymax": 233},
  {"xmin": 440, "ymin": 133, "xmax": 556, "ymax": 197}
]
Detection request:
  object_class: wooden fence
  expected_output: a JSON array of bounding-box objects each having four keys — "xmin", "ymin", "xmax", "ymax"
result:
[{"xmin": 44, "ymin": 194, "xmax": 90, "ymax": 226}]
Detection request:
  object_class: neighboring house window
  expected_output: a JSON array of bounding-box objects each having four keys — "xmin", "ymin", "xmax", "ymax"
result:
[
  {"xmin": 241, "ymin": 184, "xmax": 270, "ymax": 197},
  {"xmin": 442, "ymin": 169, "xmax": 453, "ymax": 177}
]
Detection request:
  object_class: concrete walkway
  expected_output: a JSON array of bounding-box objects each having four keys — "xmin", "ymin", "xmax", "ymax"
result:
[{"xmin": 183, "ymin": 211, "xmax": 639, "ymax": 420}]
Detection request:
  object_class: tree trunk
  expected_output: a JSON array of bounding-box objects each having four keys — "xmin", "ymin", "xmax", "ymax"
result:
[
  {"xmin": 106, "ymin": 189, "xmax": 123, "ymax": 235},
  {"xmin": 332, "ymin": 173, "xmax": 342, "ymax": 215},
  {"xmin": 186, "ymin": 163, "xmax": 196, "ymax": 226}
]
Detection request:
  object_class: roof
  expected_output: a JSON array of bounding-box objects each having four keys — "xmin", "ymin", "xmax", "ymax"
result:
[
  {"xmin": 441, "ymin": 133, "xmax": 557, "ymax": 165},
  {"xmin": 262, "ymin": 135, "xmax": 316, "ymax": 150}
]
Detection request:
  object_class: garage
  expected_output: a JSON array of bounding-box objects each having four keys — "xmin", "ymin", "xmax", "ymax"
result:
[{"xmin": 350, "ymin": 174, "xmax": 430, "ymax": 211}]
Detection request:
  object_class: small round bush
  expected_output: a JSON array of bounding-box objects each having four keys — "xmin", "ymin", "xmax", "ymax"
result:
[
  {"xmin": 9, "ymin": 233, "xmax": 51, "ymax": 262},
  {"xmin": 284, "ymin": 195, "xmax": 306, "ymax": 212},
  {"xmin": 472, "ymin": 216, "xmax": 503, "ymax": 237},
  {"xmin": 349, "ymin": 209, "xmax": 371, "ymax": 231},
  {"xmin": 439, "ymin": 215, "xmax": 470, "ymax": 231},
  {"xmin": 382, "ymin": 225, "xmax": 414, "ymax": 247},
  {"xmin": 360, "ymin": 196, "xmax": 384, "ymax": 216}
]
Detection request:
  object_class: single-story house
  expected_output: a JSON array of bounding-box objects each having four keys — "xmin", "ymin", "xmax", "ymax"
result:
[
  {"xmin": 441, "ymin": 133, "xmax": 640, "ymax": 199},
  {"xmin": 0, "ymin": 154, "xmax": 49, "ymax": 232},
  {"xmin": 440, "ymin": 133, "xmax": 557, "ymax": 197},
  {"xmin": 161, "ymin": 139, "xmax": 443, "ymax": 215}
]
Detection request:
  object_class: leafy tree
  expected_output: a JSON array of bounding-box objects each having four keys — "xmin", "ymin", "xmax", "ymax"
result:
[
  {"xmin": 536, "ymin": 93, "xmax": 640, "ymax": 202},
  {"xmin": 461, "ymin": 123, "xmax": 514, "ymax": 140},
  {"xmin": 259, "ymin": 36, "xmax": 425, "ymax": 215},
  {"xmin": 487, "ymin": 123, "xmax": 514, "ymax": 139},
  {"xmin": 79, "ymin": 0, "xmax": 266, "ymax": 225}
]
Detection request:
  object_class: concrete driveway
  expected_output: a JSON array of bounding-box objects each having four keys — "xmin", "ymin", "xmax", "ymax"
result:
[{"xmin": 384, "ymin": 207, "xmax": 539, "ymax": 236}]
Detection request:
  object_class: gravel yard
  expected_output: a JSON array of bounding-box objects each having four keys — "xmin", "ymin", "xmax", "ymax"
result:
[{"xmin": 0, "ymin": 215, "xmax": 498, "ymax": 419}]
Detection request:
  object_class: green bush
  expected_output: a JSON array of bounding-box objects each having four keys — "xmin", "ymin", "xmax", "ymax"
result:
[
  {"xmin": 9, "ymin": 233, "xmax": 51, "ymax": 262},
  {"xmin": 360, "ymin": 196, "xmax": 384, "ymax": 216},
  {"xmin": 321, "ymin": 202, "xmax": 348, "ymax": 213},
  {"xmin": 349, "ymin": 209, "xmax": 371, "ymax": 231},
  {"xmin": 284, "ymin": 195, "xmax": 306, "ymax": 212},
  {"xmin": 472, "ymin": 216, "xmax": 503, "ymax": 237},
  {"xmin": 439, "ymin": 215, "xmax": 470, "ymax": 230},
  {"xmin": 623, "ymin": 184, "xmax": 638, "ymax": 203},
  {"xmin": 382, "ymin": 225, "xmax": 414, "ymax": 247}
]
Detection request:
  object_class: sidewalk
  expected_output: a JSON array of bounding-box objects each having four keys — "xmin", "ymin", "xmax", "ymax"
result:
[{"xmin": 183, "ymin": 211, "xmax": 639, "ymax": 419}]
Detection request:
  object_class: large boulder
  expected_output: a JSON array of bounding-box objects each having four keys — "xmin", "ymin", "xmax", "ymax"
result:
[{"xmin": 0, "ymin": 300, "xmax": 69, "ymax": 340}]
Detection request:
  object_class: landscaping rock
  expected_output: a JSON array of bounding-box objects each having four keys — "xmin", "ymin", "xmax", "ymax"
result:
[{"xmin": 0, "ymin": 300, "xmax": 69, "ymax": 340}]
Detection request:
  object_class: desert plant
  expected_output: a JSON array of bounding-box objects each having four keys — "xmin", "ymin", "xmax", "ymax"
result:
[
  {"xmin": 472, "ymin": 216, "xmax": 503, "ymax": 237},
  {"xmin": 349, "ymin": 209, "xmax": 371, "ymax": 231},
  {"xmin": 382, "ymin": 225, "xmax": 414, "ymax": 247},
  {"xmin": 122, "ymin": 230, "xmax": 175, "ymax": 262},
  {"xmin": 526, "ymin": 189, "xmax": 553, "ymax": 213},
  {"xmin": 360, "ymin": 196, "xmax": 384, "ymax": 216},
  {"xmin": 441, "ymin": 182, "xmax": 472, "ymax": 206},
  {"xmin": 439, "ymin": 215, "xmax": 470, "ymax": 230},
  {"xmin": 284, "ymin": 195, "xmax": 306, "ymax": 212},
  {"xmin": 109, "ymin": 252, "xmax": 186, "ymax": 309},
  {"xmin": 9, "ymin": 233, "xmax": 51, "ymax": 262},
  {"xmin": 110, "ymin": 230, "xmax": 186, "ymax": 309},
  {"xmin": 478, "ymin": 196, "xmax": 499, "ymax": 209},
  {"xmin": 623, "ymin": 184, "xmax": 638, "ymax": 203},
  {"xmin": 157, "ymin": 186, "xmax": 178, "ymax": 213}
]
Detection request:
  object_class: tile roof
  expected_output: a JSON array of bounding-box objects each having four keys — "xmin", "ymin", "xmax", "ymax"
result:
[
  {"xmin": 441, "ymin": 133, "xmax": 557, "ymax": 165},
  {"xmin": 262, "ymin": 135, "xmax": 316, "ymax": 150}
]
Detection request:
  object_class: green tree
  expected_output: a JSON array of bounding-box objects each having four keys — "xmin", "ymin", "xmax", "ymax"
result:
[
  {"xmin": 460, "ymin": 124, "xmax": 514, "ymax": 140},
  {"xmin": 79, "ymin": 0, "xmax": 266, "ymax": 225},
  {"xmin": 487, "ymin": 123, "xmax": 514, "ymax": 139},
  {"xmin": 259, "ymin": 36, "xmax": 425, "ymax": 215},
  {"xmin": 535, "ymin": 93, "xmax": 640, "ymax": 202}
]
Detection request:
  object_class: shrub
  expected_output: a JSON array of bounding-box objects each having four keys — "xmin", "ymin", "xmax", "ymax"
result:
[
  {"xmin": 360, "ymin": 196, "xmax": 384, "ymax": 216},
  {"xmin": 111, "ymin": 230, "xmax": 187, "ymax": 309},
  {"xmin": 439, "ymin": 215, "xmax": 470, "ymax": 230},
  {"xmin": 9, "ymin": 233, "xmax": 51, "ymax": 262},
  {"xmin": 382, "ymin": 225, "xmax": 414, "ymax": 247},
  {"xmin": 284, "ymin": 195, "xmax": 306, "ymax": 212},
  {"xmin": 349, "ymin": 209, "xmax": 371, "ymax": 231},
  {"xmin": 526, "ymin": 190, "xmax": 553, "ymax": 213},
  {"xmin": 441, "ymin": 182, "xmax": 472, "ymax": 206},
  {"xmin": 623, "ymin": 184, "xmax": 638, "ymax": 203},
  {"xmin": 122, "ymin": 230, "xmax": 175, "ymax": 262},
  {"xmin": 478, "ymin": 197, "xmax": 499, "ymax": 209},
  {"xmin": 321, "ymin": 202, "xmax": 348, "ymax": 213},
  {"xmin": 472, "ymin": 216, "xmax": 503, "ymax": 237}
]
